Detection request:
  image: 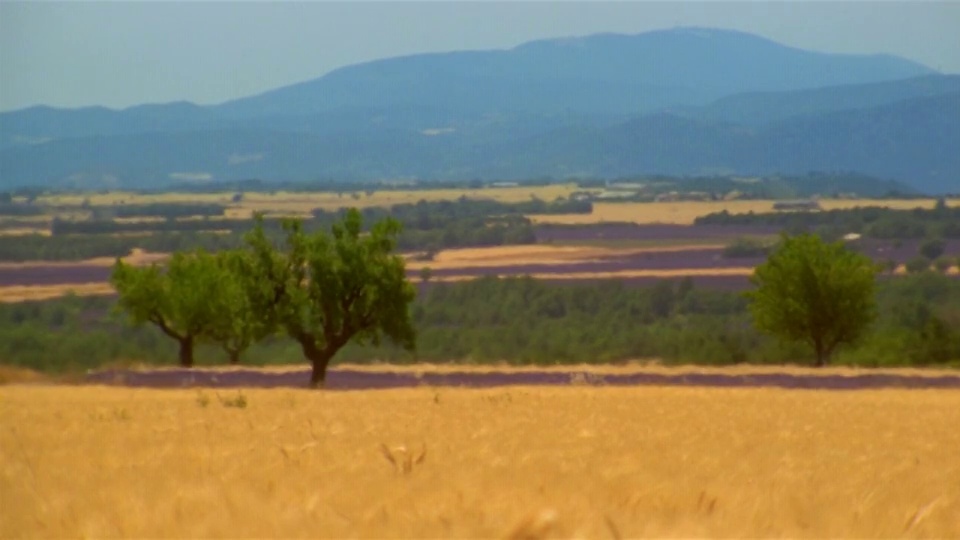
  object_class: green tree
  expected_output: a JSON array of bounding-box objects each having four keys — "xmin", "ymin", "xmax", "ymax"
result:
[
  {"xmin": 204, "ymin": 249, "xmax": 275, "ymax": 364},
  {"xmin": 111, "ymin": 250, "xmax": 223, "ymax": 367},
  {"xmin": 919, "ymin": 238, "xmax": 945, "ymax": 260},
  {"xmin": 245, "ymin": 210, "xmax": 416, "ymax": 387},
  {"xmin": 746, "ymin": 234, "xmax": 878, "ymax": 366}
]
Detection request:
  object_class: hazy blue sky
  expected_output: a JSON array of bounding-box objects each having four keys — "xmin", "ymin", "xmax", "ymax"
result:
[{"xmin": 2, "ymin": 1, "xmax": 958, "ymax": 112}]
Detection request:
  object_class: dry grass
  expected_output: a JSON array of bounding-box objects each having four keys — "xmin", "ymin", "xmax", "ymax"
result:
[
  {"xmin": 405, "ymin": 244, "xmax": 724, "ymax": 271},
  {"xmin": 418, "ymin": 268, "xmax": 753, "ymax": 284},
  {"xmin": 2, "ymin": 384, "xmax": 958, "ymax": 538},
  {"xmin": 0, "ymin": 248, "xmax": 166, "ymax": 270},
  {"xmin": 0, "ymin": 283, "xmax": 116, "ymax": 303},
  {"xmin": 529, "ymin": 199, "xmax": 959, "ymax": 226},
  {"xmin": 0, "ymin": 366, "xmax": 48, "ymax": 385},
  {"xmin": 0, "ymin": 228, "xmax": 51, "ymax": 237}
]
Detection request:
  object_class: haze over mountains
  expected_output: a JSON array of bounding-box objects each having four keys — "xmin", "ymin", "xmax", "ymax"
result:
[{"xmin": 1, "ymin": 27, "xmax": 957, "ymax": 193}]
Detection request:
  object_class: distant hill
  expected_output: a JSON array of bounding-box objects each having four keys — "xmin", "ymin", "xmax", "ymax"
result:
[
  {"xmin": 215, "ymin": 28, "xmax": 933, "ymax": 118},
  {"xmin": 694, "ymin": 74, "xmax": 960, "ymax": 125},
  {"xmin": 3, "ymin": 92, "xmax": 956, "ymax": 193},
  {"xmin": 479, "ymin": 92, "xmax": 960, "ymax": 194},
  {"xmin": 1, "ymin": 27, "xmax": 956, "ymax": 193}
]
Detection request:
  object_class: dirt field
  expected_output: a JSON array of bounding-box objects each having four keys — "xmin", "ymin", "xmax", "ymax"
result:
[
  {"xmin": 529, "ymin": 199, "xmax": 959, "ymax": 226},
  {"xmin": 2, "ymin": 384, "xmax": 958, "ymax": 538}
]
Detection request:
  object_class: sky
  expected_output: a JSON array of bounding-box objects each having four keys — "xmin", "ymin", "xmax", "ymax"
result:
[{"xmin": 2, "ymin": 1, "xmax": 959, "ymax": 112}]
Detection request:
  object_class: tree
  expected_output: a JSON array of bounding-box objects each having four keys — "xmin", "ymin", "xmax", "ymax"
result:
[
  {"xmin": 245, "ymin": 210, "xmax": 416, "ymax": 387},
  {"xmin": 746, "ymin": 233, "xmax": 878, "ymax": 366},
  {"xmin": 111, "ymin": 250, "xmax": 223, "ymax": 367},
  {"xmin": 419, "ymin": 266, "xmax": 433, "ymax": 283},
  {"xmin": 919, "ymin": 238, "xmax": 945, "ymax": 260},
  {"xmin": 204, "ymin": 249, "xmax": 275, "ymax": 364}
]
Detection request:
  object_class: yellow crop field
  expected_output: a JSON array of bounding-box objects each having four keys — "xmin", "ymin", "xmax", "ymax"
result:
[
  {"xmin": 2, "ymin": 384, "xmax": 958, "ymax": 538},
  {"xmin": 529, "ymin": 199, "xmax": 959, "ymax": 226},
  {"xmin": 0, "ymin": 282, "xmax": 116, "ymax": 303},
  {"xmin": 38, "ymin": 184, "xmax": 590, "ymax": 215}
]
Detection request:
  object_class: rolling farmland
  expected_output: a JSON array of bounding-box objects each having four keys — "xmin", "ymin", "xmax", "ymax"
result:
[
  {"xmin": 2, "ymin": 223, "xmax": 958, "ymax": 302},
  {"xmin": 2, "ymin": 382, "xmax": 959, "ymax": 538}
]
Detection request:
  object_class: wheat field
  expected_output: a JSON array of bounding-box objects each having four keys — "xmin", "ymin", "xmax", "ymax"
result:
[
  {"xmin": 2, "ymin": 384, "xmax": 958, "ymax": 538},
  {"xmin": 529, "ymin": 199, "xmax": 959, "ymax": 226},
  {"xmin": 37, "ymin": 184, "xmax": 589, "ymax": 215}
]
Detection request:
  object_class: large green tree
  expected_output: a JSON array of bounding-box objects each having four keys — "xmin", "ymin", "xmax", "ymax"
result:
[
  {"xmin": 111, "ymin": 250, "xmax": 224, "ymax": 367},
  {"xmin": 746, "ymin": 233, "xmax": 878, "ymax": 366},
  {"xmin": 245, "ymin": 210, "xmax": 416, "ymax": 387}
]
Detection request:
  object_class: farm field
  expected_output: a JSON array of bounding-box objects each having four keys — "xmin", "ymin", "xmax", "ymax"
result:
[
  {"xmin": 1, "ymin": 230, "xmax": 958, "ymax": 302},
  {"xmin": 33, "ymin": 184, "xmax": 592, "ymax": 215},
  {"xmin": 529, "ymin": 198, "xmax": 960, "ymax": 226},
  {"xmin": 2, "ymin": 383, "xmax": 959, "ymax": 538},
  {"xmin": 10, "ymin": 194, "xmax": 952, "ymax": 233}
]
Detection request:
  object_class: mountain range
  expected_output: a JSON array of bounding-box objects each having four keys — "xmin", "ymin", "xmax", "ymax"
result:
[{"xmin": 1, "ymin": 27, "xmax": 957, "ymax": 193}]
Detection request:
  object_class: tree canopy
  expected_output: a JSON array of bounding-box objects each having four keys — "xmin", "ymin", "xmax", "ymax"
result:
[
  {"xmin": 111, "ymin": 250, "xmax": 225, "ymax": 367},
  {"xmin": 244, "ymin": 210, "xmax": 417, "ymax": 386},
  {"xmin": 746, "ymin": 233, "xmax": 879, "ymax": 366}
]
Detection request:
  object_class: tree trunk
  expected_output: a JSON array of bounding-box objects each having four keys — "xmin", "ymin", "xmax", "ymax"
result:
[
  {"xmin": 814, "ymin": 351, "xmax": 826, "ymax": 367},
  {"xmin": 178, "ymin": 336, "xmax": 194, "ymax": 368},
  {"xmin": 813, "ymin": 338, "xmax": 829, "ymax": 367},
  {"xmin": 228, "ymin": 349, "xmax": 240, "ymax": 365},
  {"xmin": 298, "ymin": 336, "xmax": 335, "ymax": 388}
]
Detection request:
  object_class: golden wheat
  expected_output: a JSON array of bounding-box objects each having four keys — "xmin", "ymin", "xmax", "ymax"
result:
[
  {"xmin": 2, "ymin": 384, "xmax": 958, "ymax": 538},
  {"xmin": 529, "ymin": 199, "xmax": 958, "ymax": 226}
]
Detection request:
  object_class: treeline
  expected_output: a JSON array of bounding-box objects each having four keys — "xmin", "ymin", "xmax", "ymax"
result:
[
  {"xmin": 602, "ymin": 172, "xmax": 917, "ymax": 200},
  {"xmin": 94, "ymin": 203, "xmax": 227, "ymax": 219},
  {"xmin": 312, "ymin": 198, "xmax": 589, "ymax": 252},
  {"xmin": 0, "ymin": 202, "xmax": 45, "ymax": 217},
  {"xmin": 0, "ymin": 232, "xmax": 242, "ymax": 261},
  {"xmin": 2, "ymin": 198, "xmax": 590, "ymax": 261},
  {"xmin": 697, "ymin": 201, "xmax": 960, "ymax": 239},
  {"xmin": 161, "ymin": 177, "xmax": 559, "ymax": 194},
  {"xmin": 51, "ymin": 217, "xmax": 249, "ymax": 236},
  {"xmin": 4, "ymin": 273, "xmax": 958, "ymax": 374}
]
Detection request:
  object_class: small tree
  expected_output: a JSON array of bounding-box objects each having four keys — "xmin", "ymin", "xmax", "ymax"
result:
[
  {"xmin": 204, "ymin": 249, "xmax": 275, "ymax": 364},
  {"xmin": 419, "ymin": 266, "xmax": 433, "ymax": 283},
  {"xmin": 919, "ymin": 238, "xmax": 945, "ymax": 260},
  {"xmin": 246, "ymin": 209, "xmax": 416, "ymax": 387},
  {"xmin": 111, "ymin": 250, "xmax": 223, "ymax": 367},
  {"xmin": 746, "ymin": 234, "xmax": 878, "ymax": 366}
]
